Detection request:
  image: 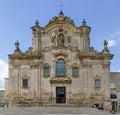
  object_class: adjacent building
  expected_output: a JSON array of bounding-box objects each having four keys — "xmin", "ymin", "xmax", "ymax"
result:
[{"xmin": 0, "ymin": 90, "xmax": 5, "ymax": 106}]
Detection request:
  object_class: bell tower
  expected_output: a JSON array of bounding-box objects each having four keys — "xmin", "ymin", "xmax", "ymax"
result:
[{"xmin": 79, "ymin": 19, "xmax": 91, "ymax": 52}]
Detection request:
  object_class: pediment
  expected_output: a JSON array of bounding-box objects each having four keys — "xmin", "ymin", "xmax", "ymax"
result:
[
  {"xmin": 47, "ymin": 11, "xmax": 74, "ymax": 26},
  {"xmin": 44, "ymin": 12, "xmax": 77, "ymax": 32},
  {"xmin": 53, "ymin": 51, "xmax": 68, "ymax": 58}
]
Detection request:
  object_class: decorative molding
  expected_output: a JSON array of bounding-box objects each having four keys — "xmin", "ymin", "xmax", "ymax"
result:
[
  {"xmin": 21, "ymin": 74, "xmax": 29, "ymax": 79},
  {"xmin": 9, "ymin": 52, "xmax": 42, "ymax": 60},
  {"xmin": 103, "ymin": 61, "xmax": 110, "ymax": 69},
  {"xmin": 43, "ymin": 63, "xmax": 50, "ymax": 67},
  {"xmin": 78, "ymin": 52, "xmax": 113, "ymax": 60},
  {"xmin": 53, "ymin": 51, "xmax": 68, "ymax": 58},
  {"xmin": 30, "ymin": 63, "xmax": 39, "ymax": 69},
  {"xmin": 43, "ymin": 46, "xmax": 79, "ymax": 52},
  {"xmin": 82, "ymin": 61, "xmax": 91, "ymax": 68},
  {"xmin": 50, "ymin": 77, "xmax": 72, "ymax": 84},
  {"xmin": 47, "ymin": 11, "xmax": 74, "ymax": 27}
]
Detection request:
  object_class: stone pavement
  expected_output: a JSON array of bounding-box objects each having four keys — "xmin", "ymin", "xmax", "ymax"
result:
[{"xmin": 0, "ymin": 107, "xmax": 118, "ymax": 115}]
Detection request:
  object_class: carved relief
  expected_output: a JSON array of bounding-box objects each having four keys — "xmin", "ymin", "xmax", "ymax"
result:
[
  {"xmin": 50, "ymin": 31, "xmax": 57, "ymax": 47},
  {"xmin": 57, "ymin": 33, "xmax": 64, "ymax": 48},
  {"xmin": 53, "ymin": 51, "xmax": 68, "ymax": 58},
  {"xmin": 50, "ymin": 77, "xmax": 72, "ymax": 84},
  {"xmin": 103, "ymin": 61, "xmax": 110, "ymax": 69},
  {"xmin": 48, "ymin": 11, "xmax": 74, "ymax": 25},
  {"xmin": 51, "ymin": 32, "xmax": 56, "ymax": 43},
  {"xmin": 71, "ymin": 63, "xmax": 79, "ymax": 67},
  {"xmin": 30, "ymin": 60, "xmax": 41, "ymax": 69},
  {"xmin": 12, "ymin": 60, "xmax": 20, "ymax": 68},
  {"xmin": 48, "ymin": 27, "xmax": 75, "ymax": 51},
  {"xmin": 43, "ymin": 27, "xmax": 79, "ymax": 52},
  {"xmin": 82, "ymin": 60, "xmax": 91, "ymax": 68}
]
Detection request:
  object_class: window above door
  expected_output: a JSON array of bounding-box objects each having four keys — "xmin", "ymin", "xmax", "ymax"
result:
[{"xmin": 56, "ymin": 59, "xmax": 66, "ymax": 77}]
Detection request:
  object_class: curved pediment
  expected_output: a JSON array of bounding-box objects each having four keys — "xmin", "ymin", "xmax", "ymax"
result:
[
  {"xmin": 48, "ymin": 11, "xmax": 74, "ymax": 25},
  {"xmin": 45, "ymin": 11, "xmax": 77, "ymax": 32},
  {"xmin": 53, "ymin": 51, "xmax": 68, "ymax": 58},
  {"xmin": 71, "ymin": 63, "xmax": 79, "ymax": 67},
  {"xmin": 43, "ymin": 63, "xmax": 50, "ymax": 67}
]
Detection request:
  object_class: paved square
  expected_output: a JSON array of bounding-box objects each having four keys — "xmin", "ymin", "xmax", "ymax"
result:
[{"xmin": 0, "ymin": 107, "xmax": 118, "ymax": 115}]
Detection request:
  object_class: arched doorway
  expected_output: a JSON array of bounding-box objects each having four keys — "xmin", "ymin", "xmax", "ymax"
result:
[{"xmin": 111, "ymin": 93, "xmax": 117, "ymax": 112}]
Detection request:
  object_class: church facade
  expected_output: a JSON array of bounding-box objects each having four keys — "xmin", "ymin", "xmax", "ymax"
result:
[{"xmin": 6, "ymin": 12, "xmax": 115, "ymax": 110}]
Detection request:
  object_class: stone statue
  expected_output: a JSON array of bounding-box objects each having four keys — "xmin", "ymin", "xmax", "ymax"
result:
[
  {"xmin": 14, "ymin": 41, "xmax": 21, "ymax": 54},
  {"xmin": 57, "ymin": 33, "xmax": 64, "ymax": 47}
]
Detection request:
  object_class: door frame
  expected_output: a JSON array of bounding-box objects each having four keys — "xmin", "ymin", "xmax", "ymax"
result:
[{"xmin": 56, "ymin": 87, "xmax": 66, "ymax": 103}]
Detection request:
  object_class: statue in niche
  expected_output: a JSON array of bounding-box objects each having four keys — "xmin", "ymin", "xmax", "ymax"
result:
[
  {"xmin": 57, "ymin": 33, "xmax": 64, "ymax": 47},
  {"xmin": 51, "ymin": 32, "xmax": 56, "ymax": 43}
]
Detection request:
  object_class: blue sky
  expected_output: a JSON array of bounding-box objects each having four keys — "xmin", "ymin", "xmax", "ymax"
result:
[{"xmin": 0, "ymin": 0, "xmax": 120, "ymax": 89}]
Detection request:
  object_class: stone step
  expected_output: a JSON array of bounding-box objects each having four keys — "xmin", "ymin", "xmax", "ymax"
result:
[{"xmin": 46, "ymin": 103, "xmax": 75, "ymax": 107}]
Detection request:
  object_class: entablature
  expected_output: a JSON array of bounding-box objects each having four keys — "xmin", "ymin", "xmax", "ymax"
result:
[
  {"xmin": 43, "ymin": 46, "xmax": 79, "ymax": 52},
  {"xmin": 78, "ymin": 52, "xmax": 114, "ymax": 60},
  {"xmin": 9, "ymin": 52, "xmax": 42, "ymax": 60},
  {"xmin": 50, "ymin": 77, "xmax": 72, "ymax": 84}
]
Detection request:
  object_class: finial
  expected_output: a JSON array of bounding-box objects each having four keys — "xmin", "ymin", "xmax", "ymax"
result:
[
  {"xmin": 35, "ymin": 20, "xmax": 39, "ymax": 27},
  {"xmin": 59, "ymin": 10, "xmax": 64, "ymax": 17},
  {"xmin": 82, "ymin": 19, "xmax": 86, "ymax": 26},
  {"xmin": 102, "ymin": 40, "xmax": 109, "ymax": 54},
  {"xmin": 60, "ymin": 10, "xmax": 64, "ymax": 15},
  {"xmin": 14, "ymin": 41, "xmax": 21, "ymax": 54},
  {"xmin": 15, "ymin": 41, "xmax": 20, "ymax": 50},
  {"xmin": 104, "ymin": 40, "xmax": 108, "ymax": 50}
]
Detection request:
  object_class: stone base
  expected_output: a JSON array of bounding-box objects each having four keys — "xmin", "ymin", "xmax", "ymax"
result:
[
  {"xmin": 9, "ymin": 97, "xmax": 111, "ymax": 111},
  {"xmin": 10, "ymin": 97, "xmax": 52, "ymax": 107}
]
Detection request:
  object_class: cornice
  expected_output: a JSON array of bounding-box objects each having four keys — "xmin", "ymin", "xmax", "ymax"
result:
[
  {"xmin": 78, "ymin": 52, "xmax": 114, "ymax": 60},
  {"xmin": 8, "ymin": 52, "xmax": 42, "ymax": 60},
  {"xmin": 50, "ymin": 77, "xmax": 72, "ymax": 84}
]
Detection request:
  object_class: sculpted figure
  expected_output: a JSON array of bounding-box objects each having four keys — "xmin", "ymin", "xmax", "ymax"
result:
[{"xmin": 57, "ymin": 33, "xmax": 64, "ymax": 47}]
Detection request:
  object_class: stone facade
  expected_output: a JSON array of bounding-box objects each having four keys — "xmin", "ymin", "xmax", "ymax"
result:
[{"xmin": 5, "ymin": 11, "xmax": 114, "ymax": 110}]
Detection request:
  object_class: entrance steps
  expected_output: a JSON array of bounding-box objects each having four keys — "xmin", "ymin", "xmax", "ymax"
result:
[{"xmin": 46, "ymin": 103, "xmax": 75, "ymax": 107}]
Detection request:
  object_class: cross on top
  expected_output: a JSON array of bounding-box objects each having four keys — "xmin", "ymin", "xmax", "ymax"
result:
[{"xmin": 59, "ymin": 0, "xmax": 64, "ymax": 12}]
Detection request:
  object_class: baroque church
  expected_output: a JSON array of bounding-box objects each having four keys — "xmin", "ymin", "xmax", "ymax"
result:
[{"xmin": 5, "ymin": 11, "xmax": 120, "ymax": 111}]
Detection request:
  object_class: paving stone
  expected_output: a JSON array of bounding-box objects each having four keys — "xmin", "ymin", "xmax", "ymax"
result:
[{"xmin": 0, "ymin": 107, "xmax": 118, "ymax": 115}]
